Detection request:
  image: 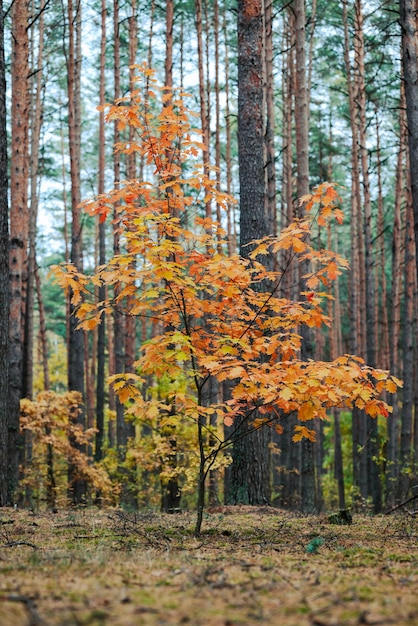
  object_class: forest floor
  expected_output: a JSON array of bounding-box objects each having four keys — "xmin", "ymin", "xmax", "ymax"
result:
[{"xmin": 0, "ymin": 506, "xmax": 417, "ymax": 626}]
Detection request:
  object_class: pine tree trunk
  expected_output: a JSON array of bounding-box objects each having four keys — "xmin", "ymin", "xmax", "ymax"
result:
[
  {"xmin": 66, "ymin": 0, "xmax": 86, "ymax": 504},
  {"xmin": 264, "ymin": 0, "xmax": 276, "ymax": 237},
  {"xmin": 230, "ymin": 0, "xmax": 271, "ymax": 506},
  {"xmin": 343, "ymin": 0, "xmax": 367, "ymax": 504},
  {"xmin": 0, "ymin": 0, "xmax": 9, "ymax": 507},
  {"xmin": 294, "ymin": 0, "xmax": 316, "ymax": 514},
  {"xmin": 355, "ymin": 0, "xmax": 381, "ymax": 512},
  {"xmin": 111, "ymin": 0, "xmax": 123, "ymax": 452},
  {"xmin": 386, "ymin": 97, "xmax": 405, "ymax": 507},
  {"xmin": 399, "ymin": 199, "xmax": 415, "ymax": 501},
  {"xmin": 400, "ymin": 0, "xmax": 418, "ymax": 274},
  {"xmin": 9, "ymin": 0, "xmax": 29, "ymax": 503},
  {"xmin": 23, "ymin": 3, "xmax": 44, "ymax": 402},
  {"xmin": 375, "ymin": 108, "xmax": 390, "ymax": 373},
  {"xmin": 95, "ymin": 0, "xmax": 106, "ymax": 463},
  {"xmin": 223, "ymin": 8, "xmax": 235, "ymax": 255},
  {"xmin": 195, "ymin": 0, "xmax": 211, "ymax": 206},
  {"xmin": 35, "ymin": 264, "xmax": 55, "ymax": 508}
]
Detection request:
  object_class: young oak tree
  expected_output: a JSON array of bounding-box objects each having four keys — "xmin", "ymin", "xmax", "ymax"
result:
[{"xmin": 52, "ymin": 67, "xmax": 401, "ymax": 535}]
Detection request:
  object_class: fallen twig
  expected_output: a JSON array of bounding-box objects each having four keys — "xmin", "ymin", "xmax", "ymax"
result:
[{"xmin": 384, "ymin": 494, "xmax": 418, "ymax": 515}]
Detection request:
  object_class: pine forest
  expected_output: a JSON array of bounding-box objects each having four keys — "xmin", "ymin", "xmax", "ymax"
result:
[{"xmin": 2, "ymin": 0, "xmax": 418, "ymax": 530}]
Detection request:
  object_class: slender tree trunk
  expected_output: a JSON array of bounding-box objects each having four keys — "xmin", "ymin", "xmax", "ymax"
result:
[
  {"xmin": 294, "ymin": 0, "xmax": 316, "ymax": 513},
  {"xmin": 223, "ymin": 8, "xmax": 235, "ymax": 255},
  {"xmin": 95, "ymin": 0, "xmax": 106, "ymax": 463},
  {"xmin": 21, "ymin": 2, "xmax": 45, "ymax": 506},
  {"xmin": 343, "ymin": 0, "xmax": 367, "ymax": 505},
  {"xmin": 195, "ymin": 0, "xmax": 211, "ymax": 215},
  {"xmin": 165, "ymin": 0, "xmax": 173, "ymax": 88},
  {"xmin": 327, "ymin": 217, "xmax": 346, "ymax": 510},
  {"xmin": 0, "ymin": 0, "xmax": 9, "ymax": 507},
  {"xmin": 277, "ymin": 14, "xmax": 298, "ymax": 508},
  {"xmin": 386, "ymin": 95, "xmax": 406, "ymax": 507},
  {"xmin": 123, "ymin": 0, "xmax": 137, "ymax": 454},
  {"xmin": 355, "ymin": 0, "xmax": 381, "ymax": 512},
  {"xmin": 399, "ymin": 199, "xmax": 415, "ymax": 501},
  {"xmin": 35, "ymin": 265, "xmax": 49, "ymax": 392},
  {"xmin": 66, "ymin": 0, "xmax": 86, "ymax": 503},
  {"xmin": 400, "ymin": 0, "xmax": 418, "ymax": 274},
  {"xmin": 110, "ymin": 0, "xmax": 122, "ymax": 452},
  {"xmin": 35, "ymin": 264, "xmax": 55, "ymax": 508},
  {"xmin": 9, "ymin": 0, "xmax": 29, "ymax": 503},
  {"xmin": 24, "ymin": 1, "xmax": 44, "ymax": 402},
  {"xmin": 375, "ymin": 108, "xmax": 390, "ymax": 373},
  {"xmin": 264, "ymin": 0, "xmax": 276, "ymax": 238}
]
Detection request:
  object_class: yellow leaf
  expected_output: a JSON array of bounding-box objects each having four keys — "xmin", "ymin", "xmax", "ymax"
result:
[
  {"xmin": 298, "ymin": 403, "xmax": 316, "ymax": 421},
  {"xmin": 385, "ymin": 379, "xmax": 398, "ymax": 393},
  {"xmin": 279, "ymin": 387, "xmax": 293, "ymax": 401}
]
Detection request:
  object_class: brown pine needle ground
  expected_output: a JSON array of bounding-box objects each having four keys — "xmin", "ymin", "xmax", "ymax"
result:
[{"xmin": 0, "ymin": 507, "xmax": 417, "ymax": 625}]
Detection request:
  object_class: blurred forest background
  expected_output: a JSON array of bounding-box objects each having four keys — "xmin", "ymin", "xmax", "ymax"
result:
[{"xmin": 0, "ymin": 0, "xmax": 417, "ymax": 516}]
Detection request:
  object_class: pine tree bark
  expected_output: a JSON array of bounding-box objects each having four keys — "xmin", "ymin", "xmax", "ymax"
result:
[
  {"xmin": 385, "ymin": 99, "xmax": 405, "ymax": 507},
  {"xmin": 195, "ymin": 0, "xmax": 211, "ymax": 204},
  {"xmin": 399, "ymin": 199, "xmax": 415, "ymax": 501},
  {"xmin": 400, "ymin": 0, "xmax": 418, "ymax": 273},
  {"xmin": 0, "ymin": 0, "xmax": 9, "ymax": 507},
  {"xmin": 123, "ymin": 0, "xmax": 137, "ymax": 453},
  {"xmin": 343, "ymin": 0, "xmax": 368, "ymax": 504},
  {"xmin": 111, "ymin": 0, "xmax": 123, "ymax": 452},
  {"xmin": 264, "ymin": 0, "xmax": 276, "ymax": 237},
  {"xmin": 294, "ymin": 0, "xmax": 316, "ymax": 513},
  {"xmin": 355, "ymin": 0, "xmax": 381, "ymax": 512},
  {"xmin": 230, "ymin": 0, "xmax": 271, "ymax": 506},
  {"xmin": 95, "ymin": 0, "xmax": 106, "ymax": 463},
  {"xmin": 375, "ymin": 109, "xmax": 390, "ymax": 373},
  {"xmin": 23, "ymin": 2, "xmax": 44, "ymax": 402},
  {"xmin": 223, "ymin": 8, "xmax": 235, "ymax": 255},
  {"xmin": 9, "ymin": 0, "xmax": 29, "ymax": 503},
  {"xmin": 66, "ymin": 0, "xmax": 86, "ymax": 503}
]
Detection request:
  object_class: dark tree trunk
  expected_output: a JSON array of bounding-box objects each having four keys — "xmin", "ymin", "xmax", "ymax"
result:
[
  {"xmin": 386, "ymin": 92, "xmax": 405, "ymax": 508},
  {"xmin": 66, "ymin": 0, "xmax": 86, "ymax": 504},
  {"xmin": 0, "ymin": 0, "xmax": 9, "ymax": 507},
  {"xmin": 95, "ymin": 0, "xmax": 106, "ymax": 464},
  {"xmin": 400, "ymin": 0, "xmax": 418, "ymax": 273},
  {"xmin": 399, "ymin": 201, "xmax": 415, "ymax": 501},
  {"xmin": 230, "ymin": 0, "xmax": 271, "ymax": 506},
  {"xmin": 294, "ymin": 0, "xmax": 316, "ymax": 513}
]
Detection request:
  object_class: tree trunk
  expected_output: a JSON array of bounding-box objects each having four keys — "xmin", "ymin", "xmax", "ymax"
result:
[
  {"xmin": 399, "ymin": 199, "xmax": 415, "ymax": 501},
  {"xmin": 110, "ymin": 0, "xmax": 123, "ymax": 452},
  {"xmin": 230, "ymin": 0, "xmax": 271, "ymax": 506},
  {"xmin": 23, "ymin": 1, "xmax": 44, "ymax": 402},
  {"xmin": 223, "ymin": 8, "xmax": 235, "ymax": 255},
  {"xmin": 195, "ymin": 0, "xmax": 211, "ymax": 207},
  {"xmin": 66, "ymin": 0, "xmax": 86, "ymax": 504},
  {"xmin": 0, "ymin": 0, "xmax": 9, "ymax": 507},
  {"xmin": 294, "ymin": 0, "xmax": 316, "ymax": 513},
  {"xmin": 386, "ymin": 96, "xmax": 406, "ymax": 507},
  {"xmin": 264, "ymin": 0, "xmax": 276, "ymax": 238},
  {"xmin": 400, "ymin": 0, "xmax": 418, "ymax": 274},
  {"xmin": 355, "ymin": 0, "xmax": 381, "ymax": 512},
  {"xmin": 95, "ymin": 0, "xmax": 106, "ymax": 463},
  {"xmin": 9, "ymin": 0, "xmax": 29, "ymax": 503},
  {"xmin": 343, "ymin": 0, "xmax": 367, "ymax": 505}
]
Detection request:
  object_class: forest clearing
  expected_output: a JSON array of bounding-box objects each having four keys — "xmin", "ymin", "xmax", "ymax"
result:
[{"xmin": 0, "ymin": 507, "xmax": 417, "ymax": 626}]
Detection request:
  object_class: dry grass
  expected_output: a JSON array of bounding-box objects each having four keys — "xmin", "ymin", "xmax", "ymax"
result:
[{"xmin": 0, "ymin": 506, "xmax": 417, "ymax": 625}]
